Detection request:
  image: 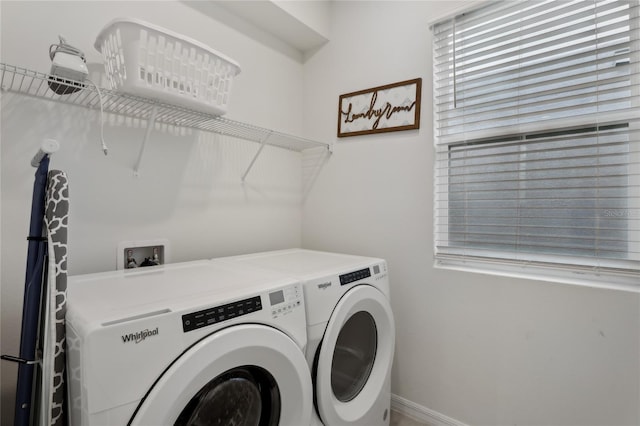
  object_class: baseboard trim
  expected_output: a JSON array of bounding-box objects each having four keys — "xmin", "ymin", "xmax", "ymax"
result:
[{"xmin": 391, "ymin": 394, "xmax": 467, "ymax": 426}]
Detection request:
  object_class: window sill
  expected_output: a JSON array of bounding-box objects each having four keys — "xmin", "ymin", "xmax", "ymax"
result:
[{"xmin": 434, "ymin": 257, "xmax": 640, "ymax": 293}]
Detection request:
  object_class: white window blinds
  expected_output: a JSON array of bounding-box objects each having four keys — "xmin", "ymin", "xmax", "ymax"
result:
[{"xmin": 433, "ymin": 0, "xmax": 640, "ymax": 288}]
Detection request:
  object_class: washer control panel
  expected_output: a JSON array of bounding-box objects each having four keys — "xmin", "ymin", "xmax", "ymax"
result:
[
  {"xmin": 182, "ymin": 296, "xmax": 262, "ymax": 333},
  {"xmin": 269, "ymin": 283, "xmax": 302, "ymax": 319},
  {"xmin": 339, "ymin": 267, "xmax": 371, "ymax": 286}
]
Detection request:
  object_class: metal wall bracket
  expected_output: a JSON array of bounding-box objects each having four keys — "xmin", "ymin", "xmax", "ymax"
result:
[
  {"xmin": 242, "ymin": 131, "xmax": 273, "ymax": 182},
  {"xmin": 133, "ymin": 105, "xmax": 159, "ymax": 177}
]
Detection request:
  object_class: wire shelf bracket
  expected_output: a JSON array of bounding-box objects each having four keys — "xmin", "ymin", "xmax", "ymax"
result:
[
  {"xmin": 1, "ymin": 63, "xmax": 332, "ymax": 179},
  {"xmin": 242, "ymin": 131, "xmax": 272, "ymax": 182},
  {"xmin": 133, "ymin": 105, "xmax": 159, "ymax": 177}
]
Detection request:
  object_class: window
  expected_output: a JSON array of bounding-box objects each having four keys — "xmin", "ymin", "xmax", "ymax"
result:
[{"xmin": 433, "ymin": 0, "xmax": 639, "ymax": 289}]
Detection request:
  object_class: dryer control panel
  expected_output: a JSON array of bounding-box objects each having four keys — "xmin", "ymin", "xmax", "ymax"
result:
[
  {"xmin": 269, "ymin": 284, "xmax": 302, "ymax": 319},
  {"xmin": 182, "ymin": 296, "xmax": 262, "ymax": 333},
  {"xmin": 339, "ymin": 267, "xmax": 371, "ymax": 285}
]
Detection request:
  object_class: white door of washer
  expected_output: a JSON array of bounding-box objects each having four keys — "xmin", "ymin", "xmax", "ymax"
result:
[
  {"xmin": 129, "ymin": 324, "xmax": 312, "ymax": 426},
  {"xmin": 315, "ymin": 285, "xmax": 395, "ymax": 426}
]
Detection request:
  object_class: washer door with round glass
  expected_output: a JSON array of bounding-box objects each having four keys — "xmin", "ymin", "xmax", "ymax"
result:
[
  {"xmin": 129, "ymin": 324, "xmax": 312, "ymax": 426},
  {"xmin": 315, "ymin": 285, "xmax": 395, "ymax": 426}
]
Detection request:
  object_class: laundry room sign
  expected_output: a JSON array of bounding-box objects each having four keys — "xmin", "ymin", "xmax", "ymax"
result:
[{"xmin": 337, "ymin": 78, "xmax": 421, "ymax": 137}]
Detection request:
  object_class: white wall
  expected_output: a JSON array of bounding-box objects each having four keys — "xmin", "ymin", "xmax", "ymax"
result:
[
  {"xmin": 2, "ymin": 1, "xmax": 639, "ymax": 425},
  {"xmin": 1, "ymin": 1, "xmax": 306, "ymax": 423},
  {"xmin": 302, "ymin": 1, "xmax": 640, "ymax": 425}
]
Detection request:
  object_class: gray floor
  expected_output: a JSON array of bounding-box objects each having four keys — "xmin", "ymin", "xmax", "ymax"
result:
[{"xmin": 390, "ymin": 410, "xmax": 429, "ymax": 426}]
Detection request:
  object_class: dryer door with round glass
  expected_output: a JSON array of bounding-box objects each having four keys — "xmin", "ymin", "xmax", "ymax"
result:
[
  {"xmin": 315, "ymin": 285, "xmax": 395, "ymax": 426},
  {"xmin": 129, "ymin": 324, "xmax": 312, "ymax": 426}
]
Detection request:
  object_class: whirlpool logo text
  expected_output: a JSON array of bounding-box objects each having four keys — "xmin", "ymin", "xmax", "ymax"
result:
[{"xmin": 121, "ymin": 327, "xmax": 159, "ymax": 344}]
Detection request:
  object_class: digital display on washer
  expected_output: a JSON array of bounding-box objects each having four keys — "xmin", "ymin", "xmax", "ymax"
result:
[
  {"xmin": 339, "ymin": 268, "xmax": 371, "ymax": 286},
  {"xmin": 269, "ymin": 290, "xmax": 285, "ymax": 306},
  {"xmin": 182, "ymin": 296, "xmax": 262, "ymax": 333}
]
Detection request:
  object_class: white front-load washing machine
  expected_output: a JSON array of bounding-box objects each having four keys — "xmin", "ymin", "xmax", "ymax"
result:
[
  {"xmin": 215, "ymin": 249, "xmax": 395, "ymax": 426},
  {"xmin": 65, "ymin": 260, "xmax": 312, "ymax": 425}
]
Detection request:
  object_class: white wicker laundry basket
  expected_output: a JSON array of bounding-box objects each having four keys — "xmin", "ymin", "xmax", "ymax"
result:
[{"xmin": 94, "ymin": 18, "xmax": 241, "ymax": 115}]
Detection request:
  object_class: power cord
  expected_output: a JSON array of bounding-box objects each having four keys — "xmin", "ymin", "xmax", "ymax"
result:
[{"xmin": 85, "ymin": 79, "xmax": 109, "ymax": 156}]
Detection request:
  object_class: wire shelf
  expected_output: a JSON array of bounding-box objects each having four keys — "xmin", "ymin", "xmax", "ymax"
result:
[{"xmin": 0, "ymin": 63, "xmax": 330, "ymax": 153}]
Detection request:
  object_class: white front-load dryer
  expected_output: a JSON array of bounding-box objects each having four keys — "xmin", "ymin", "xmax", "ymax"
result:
[
  {"xmin": 215, "ymin": 249, "xmax": 395, "ymax": 426},
  {"xmin": 65, "ymin": 260, "xmax": 312, "ymax": 426}
]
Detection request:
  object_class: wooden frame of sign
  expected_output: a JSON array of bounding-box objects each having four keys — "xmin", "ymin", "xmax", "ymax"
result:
[{"xmin": 337, "ymin": 78, "xmax": 421, "ymax": 138}]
